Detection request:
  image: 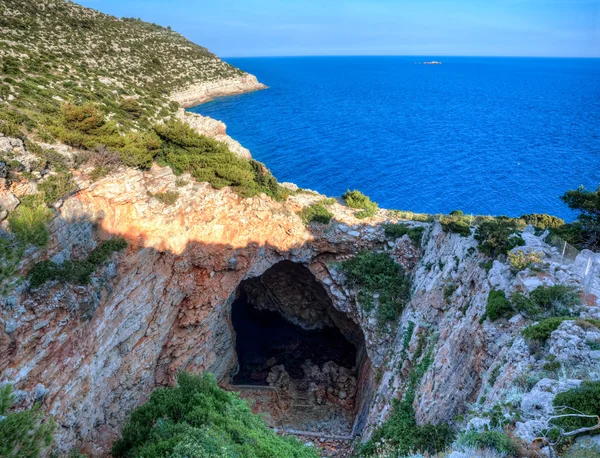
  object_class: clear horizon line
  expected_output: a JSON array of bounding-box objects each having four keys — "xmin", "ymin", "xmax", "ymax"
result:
[{"xmin": 221, "ymin": 53, "xmax": 600, "ymax": 59}]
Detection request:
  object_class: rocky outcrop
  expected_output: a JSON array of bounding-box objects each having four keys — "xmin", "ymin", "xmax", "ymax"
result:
[
  {"xmin": 174, "ymin": 108, "xmax": 252, "ymax": 159},
  {"xmin": 169, "ymin": 74, "xmax": 267, "ymax": 108}
]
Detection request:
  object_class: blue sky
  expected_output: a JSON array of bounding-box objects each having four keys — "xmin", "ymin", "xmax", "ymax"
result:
[{"xmin": 78, "ymin": 0, "xmax": 599, "ymax": 57}]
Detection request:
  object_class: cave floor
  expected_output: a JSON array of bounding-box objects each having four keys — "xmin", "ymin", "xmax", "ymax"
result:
[
  {"xmin": 233, "ymin": 386, "xmax": 355, "ymax": 457},
  {"xmin": 234, "ymin": 383, "xmax": 355, "ymax": 436}
]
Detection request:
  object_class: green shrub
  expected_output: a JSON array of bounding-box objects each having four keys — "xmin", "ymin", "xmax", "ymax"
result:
[
  {"xmin": 299, "ymin": 201, "xmax": 333, "ymax": 225},
  {"xmin": 486, "ymin": 290, "xmax": 513, "ymax": 321},
  {"xmin": 154, "ymin": 120, "xmax": 288, "ymax": 200},
  {"xmin": 456, "ymin": 430, "xmax": 518, "ymax": 455},
  {"xmin": 28, "ymin": 238, "xmax": 127, "ymax": 288},
  {"xmin": 111, "ymin": 372, "xmax": 317, "ymax": 458},
  {"xmin": 507, "ymin": 249, "xmax": 543, "ymax": 271},
  {"xmin": 530, "ymin": 285, "xmax": 580, "ymax": 312},
  {"xmin": 551, "ymin": 381, "xmax": 600, "ymax": 435},
  {"xmin": 0, "ymin": 384, "xmax": 55, "ymax": 458},
  {"xmin": 340, "ymin": 251, "xmax": 411, "ymax": 327},
  {"xmin": 520, "ymin": 213, "xmax": 565, "ymax": 229},
  {"xmin": 0, "ymin": 121, "xmax": 23, "ymax": 139},
  {"xmin": 440, "ymin": 219, "xmax": 471, "ymax": 237},
  {"xmin": 522, "ymin": 317, "xmax": 569, "ymax": 343},
  {"xmin": 149, "ymin": 191, "xmax": 179, "ymax": 206},
  {"xmin": 558, "ymin": 186, "xmax": 600, "ymax": 250},
  {"xmin": 475, "ymin": 218, "xmax": 525, "ymax": 258},
  {"xmin": 444, "ymin": 284, "xmax": 457, "ymax": 304},
  {"xmin": 61, "ymin": 103, "xmax": 105, "ymax": 133},
  {"xmin": 342, "ymin": 189, "xmax": 378, "ymax": 219},
  {"xmin": 512, "ymin": 285, "xmax": 580, "ymax": 320},
  {"xmin": 120, "ymin": 98, "xmax": 142, "ymax": 118},
  {"xmin": 37, "ymin": 173, "xmax": 77, "ymax": 204},
  {"xmin": 7, "ymin": 195, "xmax": 53, "ymax": 247},
  {"xmin": 383, "ymin": 223, "xmax": 424, "ymax": 247},
  {"xmin": 520, "ymin": 317, "xmax": 600, "ymax": 343}
]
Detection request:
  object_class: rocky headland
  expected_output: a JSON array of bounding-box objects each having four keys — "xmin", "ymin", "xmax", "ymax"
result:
[{"xmin": 1, "ymin": 1, "xmax": 599, "ymax": 458}]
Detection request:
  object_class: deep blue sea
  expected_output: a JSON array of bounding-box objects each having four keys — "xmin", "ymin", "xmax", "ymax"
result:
[{"xmin": 190, "ymin": 57, "xmax": 600, "ymax": 221}]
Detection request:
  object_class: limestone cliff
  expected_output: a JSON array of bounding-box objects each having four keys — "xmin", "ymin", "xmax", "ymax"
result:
[
  {"xmin": 2, "ymin": 128, "xmax": 599, "ymax": 456},
  {"xmin": 170, "ymin": 74, "xmax": 267, "ymax": 108}
]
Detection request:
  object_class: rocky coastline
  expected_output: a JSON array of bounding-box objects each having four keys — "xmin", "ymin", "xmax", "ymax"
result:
[{"xmin": 169, "ymin": 73, "xmax": 267, "ymax": 108}]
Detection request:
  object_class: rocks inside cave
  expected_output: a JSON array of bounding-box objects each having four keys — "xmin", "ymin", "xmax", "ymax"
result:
[{"xmin": 229, "ymin": 261, "xmax": 371, "ymax": 435}]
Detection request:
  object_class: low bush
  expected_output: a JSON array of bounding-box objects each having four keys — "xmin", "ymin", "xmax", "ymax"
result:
[
  {"xmin": 342, "ymin": 189, "xmax": 378, "ymax": 219},
  {"xmin": 520, "ymin": 213, "xmax": 565, "ymax": 229},
  {"xmin": 513, "ymin": 285, "xmax": 580, "ymax": 320},
  {"xmin": 0, "ymin": 384, "xmax": 55, "ymax": 458},
  {"xmin": 111, "ymin": 372, "xmax": 317, "ymax": 458},
  {"xmin": 149, "ymin": 190, "xmax": 179, "ymax": 206},
  {"xmin": 507, "ymin": 249, "xmax": 543, "ymax": 271},
  {"xmin": 455, "ymin": 430, "xmax": 518, "ymax": 455},
  {"xmin": 37, "ymin": 172, "xmax": 77, "ymax": 204},
  {"xmin": 340, "ymin": 251, "xmax": 411, "ymax": 327},
  {"xmin": 486, "ymin": 290, "xmax": 513, "ymax": 321},
  {"xmin": 383, "ymin": 223, "xmax": 424, "ymax": 247},
  {"xmin": 28, "ymin": 238, "xmax": 127, "ymax": 288},
  {"xmin": 522, "ymin": 317, "xmax": 570, "ymax": 343},
  {"xmin": 521, "ymin": 317, "xmax": 600, "ymax": 344},
  {"xmin": 551, "ymin": 381, "xmax": 600, "ymax": 435},
  {"xmin": 444, "ymin": 283, "xmax": 457, "ymax": 304},
  {"xmin": 155, "ymin": 120, "xmax": 288, "ymax": 200},
  {"xmin": 7, "ymin": 195, "xmax": 53, "ymax": 247},
  {"xmin": 299, "ymin": 201, "xmax": 333, "ymax": 224},
  {"xmin": 440, "ymin": 219, "xmax": 471, "ymax": 237},
  {"xmin": 475, "ymin": 218, "xmax": 525, "ymax": 258}
]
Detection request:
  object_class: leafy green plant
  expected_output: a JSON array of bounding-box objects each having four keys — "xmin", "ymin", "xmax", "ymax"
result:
[
  {"xmin": 7, "ymin": 195, "xmax": 53, "ymax": 247},
  {"xmin": 507, "ymin": 249, "xmax": 543, "ymax": 271},
  {"xmin": 111, "ymin": 372, "xmax": 317, "ymax": 458},
  {"xmin": 551, "ymin": 381, "xmax": 600, "ymax": 435},
  {"xmin": 486, "ymin": 290, "xmax": 513, "ymax": 321},
  {"xmin": 475, "ymin": 218, "xmax": 524, "ymax": 258},
  {"xmin": 299, "ymin": 201, "xmax": 333, "ymax": 224},
  {"xmin": 455, "ymin": 430, "xmax": 518, "ymax": 455},
  {"xmin": 342, "ymin": 189, "xmax": 378, "ymax": 219},
  {"xmin": 0, "ymin": 384, "xmax": 55, "ymax": 458},
  {"xmin": 440, "ymin": 219, "xmax": 471, "ymax": 237},
  {"xmin": 28, "ymin": 237, "xmax": 127, "ymax": 288},
  {"xmin": 340, "ymin": 251, "xmax": 411, "ymax": 327},
  {"xmin": 383, "ymin": 223, "xmax": 424, "ymax": 248},
  {"xmin": 37, "ymin": 172, "xmax": 77, "ymax": 204},
  {"xmin": 149, "ymin": 190, "xmax": 179, "ymax": 206},
  {"xmin": 520, "ymin": 213, "xmax": 565, "ymax": 229},
  {"xmin": 444, "ymin": 283, "xmax": 457, "ymax": 304},
  {"xmin": 155, "ymin": 120, "xmax": 288, "ymax": 200},
  {"xmin": 522, "ymin": 317, "xmax": 600, "ymax": 344}
]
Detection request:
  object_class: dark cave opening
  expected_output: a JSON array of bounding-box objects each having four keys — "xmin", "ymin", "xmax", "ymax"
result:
[
  {"xmin": 232, "ymin": 288, "xmax": 357, "ymax": 385},
  {"xmin": 227, "ymin": 261, "xmax": 374, "ymax": 435}
]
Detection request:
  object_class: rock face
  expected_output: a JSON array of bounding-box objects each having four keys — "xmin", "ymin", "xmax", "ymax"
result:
[
  {"xmin": 0, "ymin": 156, "xmax": 397, "ymax": 454},
  {"xmin": 169, "ymin": 74, "xmax": 267, "ymax": 108},
  {"xmin": 1, "ymin": 134, "xmax": 600, "ymax": 455}
]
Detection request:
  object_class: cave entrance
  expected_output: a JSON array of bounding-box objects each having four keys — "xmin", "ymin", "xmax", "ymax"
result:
[{"xmin": 228, "ymin": 261, "xmax": 371, "ymax": 436}]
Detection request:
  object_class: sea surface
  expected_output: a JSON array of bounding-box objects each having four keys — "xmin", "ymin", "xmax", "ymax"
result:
[{"xmin": 190, "ymin": 56, "xmax": 600, "ymax": 221}]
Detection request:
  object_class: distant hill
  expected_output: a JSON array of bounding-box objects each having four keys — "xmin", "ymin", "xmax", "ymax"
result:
[{"xmin": 0, "ymin": 0, "xmax": 245, "ymax": 136}]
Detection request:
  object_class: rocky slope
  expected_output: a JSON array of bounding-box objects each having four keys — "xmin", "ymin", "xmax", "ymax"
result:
[{"xmin": 1, "ymin": 128, "xmax": 599, "ymax": 456}]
